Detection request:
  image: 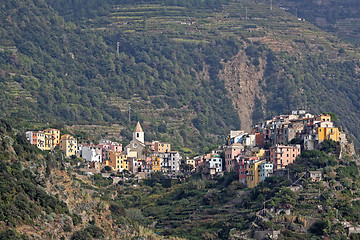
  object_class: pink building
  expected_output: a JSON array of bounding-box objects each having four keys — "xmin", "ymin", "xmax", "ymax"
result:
[
  {"xmin": 96, "ymin": 140, "xmax": 122, "ymax": 161},
  {"xmin": 141, "ymin": 157, "xmax": 152, "ymax": 173},
  {"xmin": 270, "ymin": 145, "xmax": 301, "ymax": 171},
  {"xmin": 255, "ymin": 132, "xmax": 265, "ymax": 148},
  {"xmin": 195, "ymin": 157, "xmax": 205, "ymax": 173},
  {"xmin": 224, "ymin": 143, "xmax": 244, "ymax": 172}
]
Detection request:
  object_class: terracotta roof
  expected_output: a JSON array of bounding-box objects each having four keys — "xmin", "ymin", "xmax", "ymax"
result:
[
  {"xmin": 134, "ymin": 122, "xmax": 143, "ymax": 132},
  {"xmin": 61, "ymin": 134, "xmax": 75, "ymax": 140}
]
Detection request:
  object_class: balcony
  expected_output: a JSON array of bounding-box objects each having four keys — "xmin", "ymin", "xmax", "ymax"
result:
[{"xmin": 247, "ymin": 171, "xmax": 254, "ymax": 176}]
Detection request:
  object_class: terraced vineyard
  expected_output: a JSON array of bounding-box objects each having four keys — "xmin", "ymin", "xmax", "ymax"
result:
[
  {"xmin": 3, "ymin": 0, "xmax": 360, "ymax": 149},
  {"xmin": 273, "ymin": 0, "xmax": 360, "ymax": 44},
  {"xmin": 86, "ymin": 0, "xmax": 358, "ymax": 58}
]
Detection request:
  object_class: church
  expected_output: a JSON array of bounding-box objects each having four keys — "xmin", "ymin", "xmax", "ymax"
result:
[{"xmin": 124, "ymin": 122, "xmax": 146, "ymax": 160}]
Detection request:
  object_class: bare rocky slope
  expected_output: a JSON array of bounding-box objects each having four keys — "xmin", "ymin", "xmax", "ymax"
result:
[{"xmin": 220, "ymin": 48, "xmax": 266, "ymax": 131}]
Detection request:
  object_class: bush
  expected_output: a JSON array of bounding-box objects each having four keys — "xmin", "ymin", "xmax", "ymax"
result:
[
  {"xmin": 93, "ymin": 173, "xmax": 113, "ymax": 187},
  {"xmin": 71, "ymin": 226, "xmax": 104, "ymax": 240},
  {"xmin": 309, "ymin": 219, "xmax": 331, "ymax": 236},
  {"xmin": 71, "ymin": 213, "xmax": 82, "ymax": 226},
  {"xmin": 109, "ymin": 203, "xmax": 126, "ymax": 217},
  {"xmin": 0, "ymin": 229, "xmax": 28, "ymax": 240}
]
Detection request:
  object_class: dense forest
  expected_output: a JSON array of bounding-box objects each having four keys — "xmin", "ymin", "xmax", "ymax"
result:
[
  {"xmin": 0, "ymin": 0, "xmax": 241, "ymax": 153},
  {"xmin": 1, "ymin": 0, "xmax": 360, "ymax": 150}
]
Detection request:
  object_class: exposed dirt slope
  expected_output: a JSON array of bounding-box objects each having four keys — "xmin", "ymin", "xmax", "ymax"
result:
[{"xmin": 220, "ymin": 49, "xmax": 266, "ymax": 131}]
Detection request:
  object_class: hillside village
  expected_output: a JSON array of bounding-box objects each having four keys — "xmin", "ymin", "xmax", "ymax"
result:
[
  {"xmin": 25, "ymin": 110, "xmax": 352, "ymax": 188},
  {"xmin": 26, "ymin": 122, "xmax": 182, "ymax": 178}
]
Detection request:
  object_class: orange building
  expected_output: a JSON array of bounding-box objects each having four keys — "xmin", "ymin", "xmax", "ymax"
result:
[
  {"xmin": 108, "ymin": 151, "xmax": 128, "ymax": 172},
  {"xmin": 151, "ymin": 156, "xmax": 161, "ymax": 172},
  {"xmin": 152, "ymin": 141, "xmax": 171, "ymax": 152},
  {"xmin": 316, "ymin": 127, "xmax": 340, "ymax": 142}
]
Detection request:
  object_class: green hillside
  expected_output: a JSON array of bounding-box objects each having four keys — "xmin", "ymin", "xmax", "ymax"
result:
[
  {"xmin": 273, "ymin": 0, "xmax": 360, "ymax": 44},
  {"xmin": 0, "ymin": 0, "xmax": 241, "ymax": 153},
  {"xmin": 1, "ymin": 119, "xmax": 360, "ymax": 239},
  {"xmin": 0, "ymin": 119, "xmax": 171, "ymax": 239},
  {"xmin": 1, "ymin": 0, "xmax": 360, "ymax": 149}
]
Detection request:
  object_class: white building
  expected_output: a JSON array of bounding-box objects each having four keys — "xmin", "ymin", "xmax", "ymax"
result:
[
  {"xmin": 159, "ymin": 151, "xmax": 182, "ymax": 173},
  {"xmin": 243, "ymin": 134, "xmax": 256, "ymax": 147},
  {"xmin": 129, "ymin": 157, "xmax": 142, "ymax": 174},
  {"xmin": 169, "ymin": 151, "xmax": 181, "ymax": 172},
  {"xmin": 81, "ymin": 145, "xmax": 102, "ymax": 162},
  {"xmin": 260, "ymin": 162, "xmax": 273, "ymax": 181},
  {"xmin": 303, "ymin": 134, "xmax": 316, "ymax": 150},
  {"xmin": 207, "ymin": 154, "xmax": 223, "ymax": 173}
]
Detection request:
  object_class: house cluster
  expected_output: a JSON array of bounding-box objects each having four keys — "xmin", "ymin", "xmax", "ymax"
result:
[
  {"xmin": 78, "ymin": 122, "xmax": 182, "ymax": 176},
  {"xmin": 253, "ymin": 110, "xmax": 346, "ymax": 150},
  {"xmin": 26, "ymin": 122, "xmax": 182, "ymax": 176},
  {"xmin": 26, "ymin": 129, "xmax": 78, "ymax": 157},
  {"xmin": 187, "ymin": 111, "xmax": 345, "ymax": 188}
]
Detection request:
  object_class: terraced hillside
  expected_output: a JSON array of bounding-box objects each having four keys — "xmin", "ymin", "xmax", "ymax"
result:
[
  {"xmin": 273, "ymin": 0, "xmax": 360, "ymax": 44},
  {"xmin": 84, "ymin": 1, "xmax": 353, "ymax": 53},
  {"xmin": 2, "ymin": 0, "xmax": 360, "ymax": 149},
  {"xmin": 77, "ymin": 0, "xmax": 360, "ymax": 145}
]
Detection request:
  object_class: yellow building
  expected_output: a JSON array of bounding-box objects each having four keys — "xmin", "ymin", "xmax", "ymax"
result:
[
  {"xmin": 44, "ymin": 128, "xmax": 60, "ymax": 148},
  {"xmin": 315, "ymin": 114, "xmax": 331, "ymax": 122},
  {"xmin": 317, "ymin": 127, "xmax": 341, "ymax": 142},
  {"xmin": 44, "ymin": 132, "xmax": 52, "ymax": 151},
  {"xmin": 251, "ymin": 148, "xmax": 266, "ymax": 159},
  {"xmin": 247, "ymin": 160, "xmax": 264, "ymax": 188},
  {"xmin": 60, "ymin": 134, "xmax": 77, "ymax": 158},
  {"xmin": 151, "ymin": 156, "xmax": 161, "ymax": 172},
  {"xmin": 108, "ymin": 151, "xmax": 128, "ymax": 172},
  {"xmin": 35, "ymin": 131, "xmax": 46, "ymax": 150}
]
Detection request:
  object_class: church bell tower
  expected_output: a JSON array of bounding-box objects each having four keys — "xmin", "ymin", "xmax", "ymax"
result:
[{"xmin": 133, "ymin": 122, "xmax": 144, "ymax": 144}]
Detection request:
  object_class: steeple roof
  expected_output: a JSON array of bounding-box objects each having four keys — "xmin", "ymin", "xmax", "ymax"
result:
[{"xmin": 134, "ymin": 122, "xmax": 144, "ymax": 133}]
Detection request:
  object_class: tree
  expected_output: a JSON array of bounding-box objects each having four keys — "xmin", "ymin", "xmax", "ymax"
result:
[{"xmin": 322, "ymin": 112, "xmax": 338, "ymax": 122}]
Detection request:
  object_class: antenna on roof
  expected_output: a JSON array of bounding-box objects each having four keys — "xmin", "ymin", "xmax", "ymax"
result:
[
  {"xmin": 270, "ymin": 0, "xmax": 273, "ymax": 11},
  {"xmin": 129, "ymin": 106, "xmax": 131, "ymax": 123},
  {"xmin": 117, "ymin": 42, "xmax": 120, "ymax": 54}
]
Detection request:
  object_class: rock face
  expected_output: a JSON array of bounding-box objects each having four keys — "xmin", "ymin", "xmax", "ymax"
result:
[{"xmin": 220, "ymin": 49, "xmax": 266, "ymax": 131}]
